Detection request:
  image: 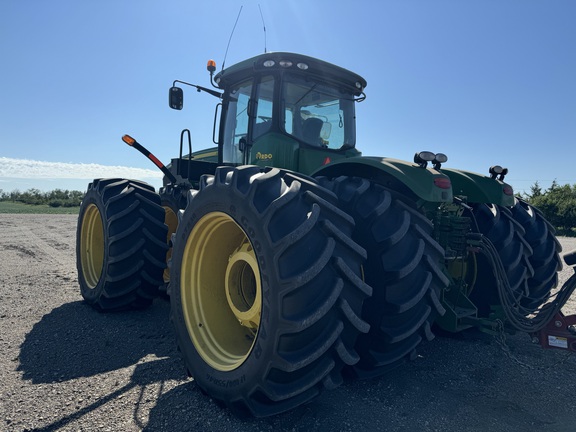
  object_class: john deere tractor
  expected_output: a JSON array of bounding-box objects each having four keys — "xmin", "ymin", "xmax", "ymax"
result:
[{"xmin": 76, "ymin": 52, "xmax": 575, "ymax": 417}]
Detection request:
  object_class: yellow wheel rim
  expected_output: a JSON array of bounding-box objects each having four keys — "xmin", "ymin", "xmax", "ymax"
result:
[
  {"xmin": 163, "ymin": 205, "xmax": 179, "ymax": 283},
  {"xmin": 80, "ymin": 203, "xmax": 104, "ymax": 288},
  {"xmin": 181, "ymin": 212, "xmax": 261, "ymax": 371}
]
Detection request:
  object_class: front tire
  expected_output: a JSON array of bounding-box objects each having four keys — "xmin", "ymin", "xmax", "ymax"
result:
[
  {"xmin": 170, "ymin": 166, "xmax": 370, "ymax": 417},
  {"xmin": 76, "ymin": 178, "xmax": 168, "ymax": 311}
]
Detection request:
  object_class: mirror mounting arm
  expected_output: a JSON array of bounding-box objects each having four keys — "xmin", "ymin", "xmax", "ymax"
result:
[{"xmin": 172, "ymin": 80, "xmax": 223, "ymax": 99}]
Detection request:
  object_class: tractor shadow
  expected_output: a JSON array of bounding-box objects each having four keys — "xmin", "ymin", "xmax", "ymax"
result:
[
  {"xmin": 17, "ymin": 298, "xmax": 180, "ymax": 383},
  {"xmin": 17, "ymin": 297, "xmax": 576, "ymax": 432},
  {"xmin": 144, "ymin": 331, "xmax": 576, "ymax": 432}
]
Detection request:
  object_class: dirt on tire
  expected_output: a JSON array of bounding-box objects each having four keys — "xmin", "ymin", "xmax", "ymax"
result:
[{"xmin": 1, "ymin": 214, "xmax": 575, "ymax": 431}]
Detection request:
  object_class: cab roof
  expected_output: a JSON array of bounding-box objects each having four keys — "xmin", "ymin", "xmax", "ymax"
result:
[{"xmin": 214, "ymin": 52, "xmax": 367, "ymax": 96}]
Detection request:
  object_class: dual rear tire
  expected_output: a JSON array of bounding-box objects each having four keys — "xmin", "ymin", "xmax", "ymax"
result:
[
  {"xmin": 76, "ymin": 178, "xmax": 168, "ymax": 311},
  {"xmin": 318, "ymin": 176, "xmax": 448, "ymax": 379},
  {"xmin": 170, "ymin": 167, "xmax": 371, "ymax": 417},
  {"xmin": 469, "ymin": 200, "xmax": 561, "ymax": 316}
]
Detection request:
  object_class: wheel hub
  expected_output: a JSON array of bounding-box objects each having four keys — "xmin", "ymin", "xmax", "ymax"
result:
[{"xmin": 225, "ymin": 242, "xmax": 261, "ymax": 329}]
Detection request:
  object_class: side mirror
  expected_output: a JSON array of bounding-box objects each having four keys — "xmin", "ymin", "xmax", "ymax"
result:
[{"xmin": 169, "ymin": 86, "xmax": 183, "ymax": 110}]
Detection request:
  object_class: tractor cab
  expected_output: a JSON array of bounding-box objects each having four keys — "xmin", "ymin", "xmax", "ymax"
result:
[{"xmin": 170, "ymin": 52, "xmax": 367, "ymax": 175}]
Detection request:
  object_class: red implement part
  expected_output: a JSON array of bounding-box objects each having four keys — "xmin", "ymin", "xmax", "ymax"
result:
[{"xmin": 532, "ymin": 312, "xmax": 576, "ymax": 352}]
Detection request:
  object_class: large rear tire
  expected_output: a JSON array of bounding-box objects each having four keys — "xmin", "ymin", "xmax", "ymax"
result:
[
  {"xmin": 510, "ymin": 198, "xmax": 562, "ymax": 309},
  {"xmin": 317, "ymin": 176, "xmax": 448, "ymax": 379},
  {"xmin": 170, "ymin": 166, "xmax": 370, "ymax": 417},
  {"xmin": 469, "ymin": 203, "xmax": 533, "ymax": 316},
  {"xmin": 76, "ymin": 178, "xmax": 168, "ymax": 311}
]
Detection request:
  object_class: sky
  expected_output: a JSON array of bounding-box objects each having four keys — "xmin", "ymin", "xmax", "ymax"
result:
[{"xmin": 1, "ymin": 0, "xmax": 575, "ymax": 194}]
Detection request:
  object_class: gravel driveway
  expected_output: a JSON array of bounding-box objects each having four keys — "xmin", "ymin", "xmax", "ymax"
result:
[{"xmin": 1, "ymin": 214, "xmax": 575, "ymax": 432}]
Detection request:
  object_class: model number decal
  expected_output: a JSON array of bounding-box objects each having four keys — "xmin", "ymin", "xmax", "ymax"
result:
[{"xmin": 256, "ymin": 152, "xmax": 273, "ymax": 160}]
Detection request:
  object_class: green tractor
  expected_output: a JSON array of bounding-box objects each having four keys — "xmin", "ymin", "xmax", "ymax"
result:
[{"xmin": 76, "ymin": 52, "xmax": 575, "ymax": 417}]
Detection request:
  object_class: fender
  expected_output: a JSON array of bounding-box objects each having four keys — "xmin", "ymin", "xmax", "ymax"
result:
[
  {"xmin": 441, "ymin": 168, "xmax": 515, "ymax": 207},
  {"xmin": 191, "ymin": 147, "xmax": 219, "ymax": 162},
  {"xmin": 312, "ymin": 156, "xmax": 453, "ymax": 203}
]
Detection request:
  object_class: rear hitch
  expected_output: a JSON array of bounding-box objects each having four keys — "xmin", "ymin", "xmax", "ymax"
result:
[
  {"xmin": 531, "ymin": 248, "xmax": 576, "ymax": 352},
  {"xmin": 531, "ymin": 312, "xmax": 576, "ymax": 352}
]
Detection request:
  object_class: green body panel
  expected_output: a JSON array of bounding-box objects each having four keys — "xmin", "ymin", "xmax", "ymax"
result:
[
  {"xmin": 313, "ymin": 156, "xmax": 453, "ymax": 203},
  {"xmin": 242, "ymin": 132, "xmax": 360, "ymax": 175},
  {"xmin": 249, "ymin": 133, "xmax": 299, "ymax": 170},
  {"xmin": 298, "ymin": 146, "xmax": 361, "ymax": 175},
  {"xmin": 441, "ymin": 168, "xmax": 514, "ymax": 207},
  {"xmin": 185, "ymin": 149, "xmax": 512, "ymax": 209}
]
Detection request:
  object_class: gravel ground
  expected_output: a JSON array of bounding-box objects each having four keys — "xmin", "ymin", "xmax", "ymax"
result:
[{"xmin": 1, "ymin": 214, "xmax": 575, "ymax": 432}]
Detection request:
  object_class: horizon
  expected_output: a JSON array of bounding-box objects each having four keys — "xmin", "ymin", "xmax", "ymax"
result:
[
  {"xmin": 0, "ymin": 155, "xmax": 569, "ymax": 196},
  {"xmin": 0, "ymin": 157, "xmax": 162, "ymax": 193}
]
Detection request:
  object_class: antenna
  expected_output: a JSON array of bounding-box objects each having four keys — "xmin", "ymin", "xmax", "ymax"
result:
[
  {"xmin": 222, "ymin": 6, "xmax": 243, "ymax": 71},
  {"xmin": 258, "ymin": 4, "xmax": 267, "ymax": 53}
]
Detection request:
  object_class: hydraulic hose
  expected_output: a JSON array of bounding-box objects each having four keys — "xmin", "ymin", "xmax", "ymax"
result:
[{"xmin": 468, "ymin": 232, "xmax": 576, "ymax": 333}]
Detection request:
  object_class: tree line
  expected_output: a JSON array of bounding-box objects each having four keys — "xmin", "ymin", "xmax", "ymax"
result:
[
  {"xmin": 0, "ymin": 181, "xmax": 574, "ymax": 231},
  {"xmin": 521, "ymin": 181, "xmax": 576, "ymax": 234},
  {"xmin": 0, "ymin": 188, "xmax": 84, "ymax": 208}
]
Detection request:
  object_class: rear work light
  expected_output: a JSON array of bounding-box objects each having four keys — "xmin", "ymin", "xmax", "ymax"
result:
[
  {"xmin": 414, "ymin": 151, "xmax": 448, "ymax": 169},
  {"xmin": 489, "ymin": 165, "xmax": 509, "ymax": 181}
]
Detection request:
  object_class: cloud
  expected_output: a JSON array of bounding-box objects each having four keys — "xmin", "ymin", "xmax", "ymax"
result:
[
  {"xmin": 0, "ymin": 157, "xmax": 164, "ymax": 192},
  {"xmin": 0, "ymin": 157, "xmax": 163, "ymax": 180}
]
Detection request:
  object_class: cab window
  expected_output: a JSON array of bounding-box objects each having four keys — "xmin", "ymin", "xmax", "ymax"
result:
[
  {"xmin": 282, "ymin": 74, "xmax": 356, "ymax": 150},
  {"xmin": 222, "ymin": 80, "xmax": 252, "ymax": 164},
  {"xmin": 253, "ymin": 75, "xmax": 274, "ymax": 140}
]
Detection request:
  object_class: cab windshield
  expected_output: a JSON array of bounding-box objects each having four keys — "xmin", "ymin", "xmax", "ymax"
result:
[{"xmin": 282, "ymin": 74, "xmax": 356, "ymax": 150}]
